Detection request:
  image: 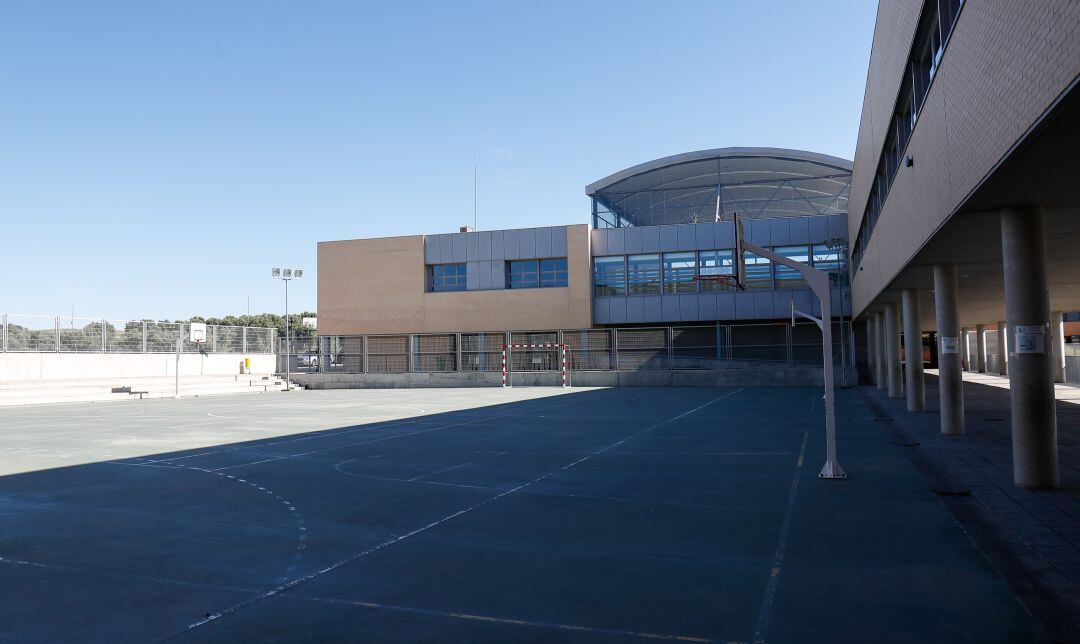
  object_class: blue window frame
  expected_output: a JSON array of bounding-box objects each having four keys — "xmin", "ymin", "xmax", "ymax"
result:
[
  {"xmin": 593, "ymin": 256, "xmax": 626, "ymax": 296},
  {"xmin": 429, "ymin": 263, "xmax": 466, "ymax": 292},
  {"xmin": 508, "ymin": 258, "xmax": 567, "ymax": 289},
  {"xmin": 539, "ymin": 258, "xmax": 568, "ymax": 287}
]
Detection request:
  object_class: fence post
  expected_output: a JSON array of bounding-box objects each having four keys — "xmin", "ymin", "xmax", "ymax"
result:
[
  {"xmin": 2, "ymin": 314, "xmax": 7, "ymax": 353},
  {"xmin": 455, "ymin": 333, "xmax": 462, "ymax": 372},
  {"xmin": 613, "ymin": 328, "xmax": 620, "ymax": 370},
  {"xmin": 212, "ymin": 325, "xmax": 218, "ymax": 353},
  {"xmin": 362, "ymin": 335, "xmax": 369, "ymax": 374},
  {"xmin": 142, "ymin": 321, "xmax": 148, "ymax": 353},
  {"xmin": 102, "ymin": 319, "xmax": 107, "ymax": 353},
  {"xmin": 55, "ymin": 316, "xmax": 60, "ymax": 353},
  {"xmin": 725, "ymin": 325, "xmax": 733, "ymax": 361},
  {"xmin": 242, "ymin": 327, "xmax": 248, "ymax": 353},
  {"xmin": 785, "ymin": 323, "xmax": 793, "ymax": 364},
  {"xmin": 666, "ymin": 327, "xmax": 674, "ymax": 370}
]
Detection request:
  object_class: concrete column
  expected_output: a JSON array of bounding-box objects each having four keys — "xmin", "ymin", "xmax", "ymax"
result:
[
  {"xmin": 874, "ymin": 311, "xmax": 887, "ymax": 390},
  {"xmin": 1051, "ymin": 311, "xmax": 1066, "ymax": 383},
  {"xmin": 997, "ymin": 321, "xmax": 1008, "ymax": 376},
  {"xmin": 976, "ymin": 324, "xmax": 987, "ymax": 373},
  {"xmin": 902, "ymin": 288, "xmax": 925, "ymax": 411},
  {"xmin": 1001, "ymin": 206, "xmax": 1057, "ymax": 488},
  {"xmin": 960, "ymin": 327, "xmax": 970, "ymax": 370},
  {"xmin": 934, "ymin": 263, "xmax": 964, "ymax": 435},
  {"xmin": 866, "ymin": 317, "xmax": 876, "ymax": 384},
  {"xmin": 885, "ymin": 302, "xmax": 903, "ymax": 399}
]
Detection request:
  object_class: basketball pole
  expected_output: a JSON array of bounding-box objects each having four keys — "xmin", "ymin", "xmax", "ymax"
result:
[{"xmin": 737, "ymin": 217, "xmax": 845, "ymax": 479}]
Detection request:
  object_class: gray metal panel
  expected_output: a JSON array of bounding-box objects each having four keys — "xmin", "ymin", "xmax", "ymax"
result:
[
  {"xmin": 624, "ymin": 227, "xmax": 643, "ymax": 254},
  {"xmin": 552, "ymin": 226, "xmax": 568, "ymax": 256},
  {"xmin": 791, "ymin": 290, "xmax": 814, "ymax": 318},
  {"xmin": 734, "ymin": 291, "xmax": 756, "ymax": 320},
  {"xmin": 641, "ymin": 226, "xmax": 661, "ymax": 253},
  {"xmin": 713, "ymin": 222, "xmax": 735, "ymax": 249},
  {"xmin": 424, "ymin": 236, "xmax": 440, "ymax": 263},
  {"xmin": 827, "ymin": 214, "xmax": 847, "ymax": 240},
  {"xmin": 607, "ymin": 228, "xmax": 625, "ymax": 255},
  {"xmin": 438, "ymin": 235, "xmax": 453, "ymax": 263},
  {"xmin": 770, "ymin": 219, "xmax": 790, "ymax": 246},
  {"xmin": 676, "ymin": 224, "xmax": 695, "ymax": 250},
  {"xmin": 466, "ymin": 262, "xmax": 481, "ymax": 290},
  {"xmin": 535, "ymin": 227, "xmax": 552, "ymax": 258},
  {"xmin": 626, "ymin": 296, "xmax": 644, "ymax": 323},
  {"xmin": 643, "ymin": 295, "xmax": 663, "ymax": 322},
  {"xmin": 661, "ymin": 296, "xmax": 680, "ymax": 321},
  {"xmin": 490, "ymin": 230, "xmax": 505, "ymax": 260},
  {"xmin": 717, "ymin": 293, "xmax": 737, "ymax": 320},
  {"xmin": 466, "ymin": 233, "xmax": 480, "ymax": 261},
  {"xmin": 698, "ymin": 293, "xmax": 718, "ymax": 320},
  {"xmin": 749, "ymin": 219, "xmax": 771, "ymax": 247},
  {"xmin": 519, "ymin": 228, "xmax": 537, "ymax": 259},
  {"xmin": 788, "ymin": 217, "xmax": 810, "ymax": 245},
  {"xmin": 607, "ymin": 297, "xmax": 627, "ymax": 324},
  {"xmin": 754, "ymin": 292, "xmax": 773, "ymax": 319},
  {"xmin": 477, "ymin": 261, "xmax": 491, "ymax": 290},
  {"xmin": 694, "ymin": 223, "xmax": 715, "ymax": 250},
  {"xmin": 592, "ymin": 298, "xmax": 609, "ymax": 324},
  {"xmin": 659, "ymin": 226, "xmax": 679, "ymax": 252},
  {"xmin": 504, "ymin": 229, "xmax": 520, "ymax": 260},
  {"xmin": 477, "ymin": 231, "xmax": 492, "ymax": 261},
  {"xmin": 451, "ymin": 234, "xmax": 467, "ymax": 262},
  {"xmin": 491, "ymin": 261, "xmax": 506, "ymax": 290},
  {"xmin": 590, "ymin": 229, "xmax": 607, "ymax": 256},
  {"xmin": 809, "ymin": 216, "xmax": 829, "ymax": 244},
  {"xmin": 679, "ymin": 294, "xmax": 699, "ymax": 321}
]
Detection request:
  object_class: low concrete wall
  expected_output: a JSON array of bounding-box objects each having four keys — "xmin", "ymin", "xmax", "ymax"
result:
[
  {"xmin": 293, "ymin": 366, "xmax": 859, "ymax": 389},
  {"xmin": 0, "ymin": 353, "xmax": 276, "ymax": 381}
]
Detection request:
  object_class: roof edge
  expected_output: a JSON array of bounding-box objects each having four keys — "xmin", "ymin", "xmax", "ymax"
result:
[{"xmin": 585, "ymin": 147, "xmax": 854, "ymax": 195}]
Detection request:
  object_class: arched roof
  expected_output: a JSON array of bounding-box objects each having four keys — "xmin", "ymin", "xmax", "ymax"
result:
[{"xmin": 587, "ymin": 147, "xmax": 852, "ymax": 228}]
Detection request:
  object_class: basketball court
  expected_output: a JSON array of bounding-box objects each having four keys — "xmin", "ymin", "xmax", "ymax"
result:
[{"xmin": 0, "ymin": 386, "xmax": 1041, "ymax": 642}]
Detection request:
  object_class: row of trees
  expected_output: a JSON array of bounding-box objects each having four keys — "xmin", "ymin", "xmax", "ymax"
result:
[{"xmin": 188, "ymin": 313, "xmax": 318, "ymax": 341}]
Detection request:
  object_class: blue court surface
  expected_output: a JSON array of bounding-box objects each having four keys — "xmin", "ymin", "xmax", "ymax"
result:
[{"xmin": 0, "ymin": 387, "xmax": 1043, "ymax": 643}]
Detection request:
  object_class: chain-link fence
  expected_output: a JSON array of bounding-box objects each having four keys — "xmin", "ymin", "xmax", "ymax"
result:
[
  {"xmin": 1, "ymin": 314, "xmax": 275, "ymax": 354},
  {"xmin": 303, "ymin": 321, "xmax": 854, "ymax": 375}
]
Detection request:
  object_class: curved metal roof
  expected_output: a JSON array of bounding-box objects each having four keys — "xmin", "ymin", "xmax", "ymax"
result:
[{"xmin": 587, "ymin": 147, "xmax": 852, "ymax": 228}]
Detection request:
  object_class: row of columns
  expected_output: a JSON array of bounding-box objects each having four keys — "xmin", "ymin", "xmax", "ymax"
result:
[{"xmin": 864, "ymin": 206, "xmax": 1060, "ymax": 489}]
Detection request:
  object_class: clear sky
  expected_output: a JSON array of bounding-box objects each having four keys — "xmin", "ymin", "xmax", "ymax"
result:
[{"xmin": 0, "ymin": 1, "xmax": 877, "ymax": 321}]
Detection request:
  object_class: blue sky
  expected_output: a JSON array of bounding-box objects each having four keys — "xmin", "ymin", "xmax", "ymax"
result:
[{"xmin": 0, "ymin": 1, "xmax": 876, "ymax": 321}]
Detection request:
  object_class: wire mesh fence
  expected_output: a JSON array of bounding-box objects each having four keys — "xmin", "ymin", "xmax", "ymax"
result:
[
  {"xmin": 1, "ymin": 314, "xmax": 276, "ymax": 354},
  {"xmin": 300, "ymin": 321, "xmax": 857, "ymax": 375}
]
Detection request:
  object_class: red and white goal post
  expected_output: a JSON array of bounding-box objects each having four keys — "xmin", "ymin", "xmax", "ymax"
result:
[{"xmin": 501, "ymin": 343, "xmax": 570, "ymax": 388}]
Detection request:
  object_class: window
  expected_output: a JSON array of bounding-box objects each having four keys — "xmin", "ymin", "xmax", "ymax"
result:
[
  {"xmin": 429, "ymin": 264, "xmax": 466, "ymax": 292},
  {"xmin": 662, "ymin": 252, "xmax": 697, "ymax": 294},
  {"xmin": 593, "ymin": 256, "xmax": 626, "ymax": 296},
  {"xmin": 743, "ymin": 251, "xmax": 772, "ymax": 290},
  {"xmin": 697, "ymin": 249, "xmax": 734, "ymax": 292},
  {"xmin": 507, "ymin": 260, "xmax": 539, "ymax": 289},
  {"xmin": 539, "ymin": 258, "xmax": 568, "ymax": 287},
  {"xmin": 774, "ymin": 246, "xmax": 809, "ymax": 289},
  {"xmin": 627, "ymin": 254, "xmax": 661, "ymax": 295},
  {"xmin": 507, "ymin": 258, "xmax": 567, "ymax": 289},
  {"xmin": 813, "ymin": 243, "xmax": 847, "ymax": 286}
]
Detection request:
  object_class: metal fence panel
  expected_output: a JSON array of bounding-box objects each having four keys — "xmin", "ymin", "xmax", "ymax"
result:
[
  {"xmin": 461, "ymin": 332, "xmax": 504, "ymax": 371},
  {"xmin": 413, "ymin": 333, "xmax": 457, "ymax": 372},
  {"xmin": 5, "ymin": 315, "xmax": 57, "ymax": 352},
  {"xmin": 671, "ymin": 326, "xmax": 717, "ymax": 369},
  {"xmin": 616, "ymin": 328, "xmax": 667, "ymax": 370},
  {"xmin": 509, "ymin": 331, "xmax": 559, "ymax": 371},
  {"xmin": 367, "ymin": 335, "xmax": 409, "ymax": 373},
  {"xmin": 731, "ymin": 323, "xmax": 787, "ymax": 362},
  {"xmin": 57, "ymin": 317, "xmax": 104, "ymax": 353},
  {"xmin": 105, "ymin": 320, "xmax": 145, "ymax": 353},
  {"xmin": 563, "ymin": 329, "xmax": 613, "ymax": 370}
]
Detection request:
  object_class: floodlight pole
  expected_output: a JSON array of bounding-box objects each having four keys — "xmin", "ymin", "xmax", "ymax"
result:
[
  {"xmin": 741, "ymin": 239, "xmax": 845, "ymax": 479},
  {"xmin": 272, "ymin": 268, "xmax": 302, "ymax": 391}
]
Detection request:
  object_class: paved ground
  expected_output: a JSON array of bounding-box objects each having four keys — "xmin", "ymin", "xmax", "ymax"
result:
[
  {"xmin": 866, "ymin": 372, "xmax": 1080, "ymax": 641},
  {"xmin": 0, "ymin": 387, "xmax": 1044, "ymax": 643}
]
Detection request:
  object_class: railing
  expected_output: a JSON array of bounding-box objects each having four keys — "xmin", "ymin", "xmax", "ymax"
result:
[
  {"xmin": 291, "ymin": 321, "xmax": 856, "ymax": 375},
  {"xmin": 0, "ymin": 314, "xmax": 275, "ymax": 354}
]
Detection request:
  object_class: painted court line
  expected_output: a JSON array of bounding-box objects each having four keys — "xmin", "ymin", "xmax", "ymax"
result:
[{"xmin": 163, "ymin": 390, "xmax": 742, "ymax": 642}]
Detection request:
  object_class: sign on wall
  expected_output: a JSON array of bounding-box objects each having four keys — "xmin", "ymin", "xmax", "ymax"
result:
[
  {"xmin": 1014, "ymin": 325, "xmax": 1045, "ymax": 354},
  {"xmin": 940, "ymin": 336, "xmax": 959, "ymax": 354}
]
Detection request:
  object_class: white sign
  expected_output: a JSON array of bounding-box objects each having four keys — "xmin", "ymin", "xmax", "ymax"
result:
[
  {"xmin": 940, "ymin": 336, "xmax": 959, "ymax": 354},
  {"xmin": 1014, "ymin": 325, "xmax": 1045, "ymax": 354}
]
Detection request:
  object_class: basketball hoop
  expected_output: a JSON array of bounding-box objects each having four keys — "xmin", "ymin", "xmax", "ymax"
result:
[{"xmin": 692, "ymin": 274, "xmax": 744, "ymax": 290}]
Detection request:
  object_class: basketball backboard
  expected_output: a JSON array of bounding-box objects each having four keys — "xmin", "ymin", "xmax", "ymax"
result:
[{"xmin": 190, "ymin": 322, "xmax": 207, "ymax": 343}]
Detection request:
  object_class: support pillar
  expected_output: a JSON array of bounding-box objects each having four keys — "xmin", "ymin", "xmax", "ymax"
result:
[
  {"xmin": 885, "ymin": 302, "xmax": 903, "ymax": 399},
  {"xmin": 902, "ymin": 288, "xmax": 925, "ymax": 412},
  {"xmin": 997, "ymin": 321, "xmax": 1008, "ymax": 376},
  {"xmin": 976, "ymin": 324, "xmax": 987, "ymax": 373},
  {"xmin": 1001, "ymin": 206, "xmax": 1057, "ymax": 488},
  {"xmin": 874, "ymin": 311, "xmax": 887, "ymax": 390},
  {"xmin": 866, "ymin": 317, "xmax": 876, "ymax": 385},
  {"xmin": 934, "ymin": 263, "xmax": 964, "ymax": 435},
  {"xmin": 961, "ymin": 327, "xmax": 970, "ymax": 370},
  {"xmin": 1052, "ymin": 311, "xmax": 1066, "ymax": 383}
]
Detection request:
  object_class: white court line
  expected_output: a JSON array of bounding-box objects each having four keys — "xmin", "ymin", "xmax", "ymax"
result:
[
  {"xmin": 409, "ymin": 461, "xmax": 474, "ymax": 481},
  {"xmin": 752, "ymin": 391, "xmax": 814, "ymax": 644},
  {"xmin": 163, "ymin": 390, "xmax": 741, "ymax": 641}
]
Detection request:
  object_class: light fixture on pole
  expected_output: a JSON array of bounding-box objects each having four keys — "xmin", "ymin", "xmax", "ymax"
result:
[{"xmin": 272, "ymin": 267, "xmax": 303, "ymax": 389}]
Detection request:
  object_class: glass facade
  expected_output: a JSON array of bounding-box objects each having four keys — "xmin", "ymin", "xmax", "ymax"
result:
[
  {"xmin": 662, "ymin": 252, "xmax": 698, "ymax": 294},
  {"xmin": 697, "ymin": 250, "xmax": 735, "ymax": 292},
  {"xmin": 507, "ymin": 258, "xmax": 568, "ymax": 289},
  {"xmin": 593, "ymin": 256, "xmax": 626, "ymax": 296},
  {"xmin": 627, "ymin": 254, "xmax": 661, "ymax": 295},
  {"xmin": 743, "ymin": 252, "xmax": 772, "ymax": 291},
  {"xmin": 774, "ymin": 246, "xmax": 809, "ymax": 289}
]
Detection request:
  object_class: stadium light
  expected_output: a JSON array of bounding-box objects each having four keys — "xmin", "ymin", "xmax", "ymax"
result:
[{"xmin": 272, "ymin": 267, "xmax": 304, "ymax": 390}]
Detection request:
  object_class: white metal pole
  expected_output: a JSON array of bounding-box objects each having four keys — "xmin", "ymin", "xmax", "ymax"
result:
[
  {"xmin": 285, "ymin": 278, "xmax": 291, "ymax": 390},
  {"xmin": 175, "ymin": 337, "xmax": 182, "ymax": 399}
]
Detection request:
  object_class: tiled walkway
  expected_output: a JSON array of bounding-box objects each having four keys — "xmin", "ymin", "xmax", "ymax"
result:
[{"xmin": 864, "ymin": 371, "xmax": 1080, "ymax": 640}]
